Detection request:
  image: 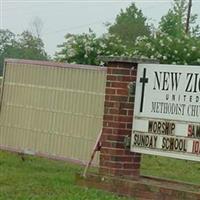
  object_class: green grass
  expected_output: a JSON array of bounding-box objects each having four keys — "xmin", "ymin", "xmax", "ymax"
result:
[
  {"xmin": 1, "ymin": 151, "xmax": 200, "ymax": 200},
  {"xmin": 0, "ymin": 151, "xmax": 130, "ymax": 200},
  {"xmin": 141, "ymin": 154, "xmax": 200, "ymax": 185}
]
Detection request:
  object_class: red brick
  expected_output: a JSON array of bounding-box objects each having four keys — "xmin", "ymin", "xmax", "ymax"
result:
[
  {"xmin": 109, "ymin": 108, "xmax": 119, "ymax": 115},
  {"xmin": 101, "ymin": 135, "xmax": 108, "ymax": 142},
  {"xmin": 109, "ymin": 62, "xmax": 134, "ymax": 69},
  {"xmin": 110, "ymin": 95, "xmax": 128, "ymax": 102},
  {"xmin": 107, "ymin": 75, "xmax": 117, "ymax": 81},
  {"xmin": 113, "ymin": 129, "xmax": 131, "ymax": 135},
  {"xmin": 121, "ymin": 76, "xmax": 136, "ymax": 82},
  {"xmin": 106, "ymin": 82, "xmax": 111, "ymax": 87},
  {"xmin": 131, "ymin": 69, "xmax": 137, "ymax": 76},
  {"xmin": 112, "ymin": 142, "xmax": 124, "ymax": 148},
  {"xmin": 112, "ymin": 68, "xmax": 130, "ymax": 75},
  {"xmin": 106, "ymin": 88, "xmax": 116, "ymax": 95},
  {"xmin": 104, "ymin": 122, "xmax": 127, "ymax": 129},
  {"xmin": 123, "ymin": 163, "xmax": 140, "ymax": 169},
  {"xmin": 118, "ymin": 116, "xmax": 133, "ymax": 123},
  {"xmin": 120, "ymin": 102, "xmax": 134, "ymax": 109},
  {"xmin": 101, "ymin": 141, "xmax": 112, "ymax": 148},
  {"xmin": 103, "ymin": 122, "xmax": 126, "ymax": 129},
  {"xmin": 116, "ymin": 89, "xmax": 128, "ymax": 96},
  {"xmin": 106, "ymin": 134, "xmax": 125, "ymax": 142},
  {"xmin": 113, "ymin": 116, "xmax": 119, "ymax": 121},
  {"xmin": 135, "ymin": 191, "xmax": 156, "ymax": 199},
  {"xmin": 107, "ymin": 68, "xmax": 112, "ymax": 74},
  {"xmin": 104, "ymin": 161, "xmax": 122, "ymax": 168},
  {"xmin": 104, "ymin": 101, "xmax": 115, "ymax": 108},
  {"xmin": 100, "ymin": 147, "xmax": 126, "ymax": 155},
  {"xmin": 125, "ymin": 149, "xmax": 136, "ymax": 155},
  {"xmin": 126, "ymin": 123, "xmax": 133, "ymax": 129},
  {"xmin": 133, "ymin": 154, "xmax": 141, "ymax": 162},
  {"xmin": 100, "ymin": 154, "xmax": 111, "ymax": 162},
  {"xmin": 103, "ymin": 121, "xmax": 120, "ymax": 128},
  {"xmin": 105, "ymin": 95, "xmax": 110, "ymax": 101},
  {"xmin": 119, "ymin": 123, "xmax": 126, "ymax": 129},
  {"xmin": 115, "ymin": 76, "xmax": 123, "ymax": 82},
  {"xmin": 103, "ymin": 114, "xmax": 114, "ymax": 121},
  {"xmin": 102, "ymin": 141, "xmax": 124, "ymax": 149},
  {"xmin": 160, "ymin": 188, "xmax": 173, "ymax": 195},
  {"xmin": 111, "ymin": 82, "xmax": 128, "ymax": 89},
  {"xmin": 119, "ymin": 109, "xmax": 127, "ymax": 115},
  {"xmin": 113, "ymin": 102, "xmax": 121, "ymax": 108},
  {"xmin": 99, "ymin": 166, "xmax": 140, "ymax": 178},
  {"xmin": 109, "ymin": 168, "xmax": 140, "ymax": 177},
  {"xmin": 128, "ymin": 110, "xmax": 134, "ymax": 116},
  {"xmin": 110, "ymin": 155, "xmax": 135, "ymax": 162},
  {"xmin": 102, "ymin": 128, "xmax": 113, "ymax": 134},
  {"xmin": 100, "ymin": 61, "xmax": 140, "ymax": 179}
]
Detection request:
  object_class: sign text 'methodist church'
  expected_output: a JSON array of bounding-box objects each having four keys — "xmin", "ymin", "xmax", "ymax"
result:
[{"xmin": 131, "ymin": 64, "xmax": 200, "ymax": 161}]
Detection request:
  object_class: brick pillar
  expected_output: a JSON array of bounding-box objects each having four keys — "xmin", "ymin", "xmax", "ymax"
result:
[{"xmin": 100, "ymin": 57, "xmax": 143, "ymax": 179}]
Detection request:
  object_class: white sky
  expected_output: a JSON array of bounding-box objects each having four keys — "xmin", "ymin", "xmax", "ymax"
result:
[{"xmin": 1, "ymin": 0, "xmax": 200, "ymax": 56}]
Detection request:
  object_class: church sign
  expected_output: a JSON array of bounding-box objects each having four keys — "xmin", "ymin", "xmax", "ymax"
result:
[{"xmin": 131, "ymin": 64, "xmax": 200, "ymax": 161}]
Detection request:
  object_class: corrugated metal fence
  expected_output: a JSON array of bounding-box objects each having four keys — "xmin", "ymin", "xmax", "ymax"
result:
[{"xmin": 0, "ymin": 59, "xmax": 106, "ymax": 165}]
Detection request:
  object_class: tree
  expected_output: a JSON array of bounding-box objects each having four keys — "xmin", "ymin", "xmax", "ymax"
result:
[
  {"xmin": 55, "ymin": 3, "xmax": 151, "ymax": 65},
  {"xmin": 133, "ymin": 0, "xmax": 200, "ymax": 65},
  {"xmin": 17, "ymin": 31, "xmax": 48, "ymax": 60},
  {"xmin": 133, "ymin": 33, "xmax": 200, "ymax": 65},
  {"xmin": 0, "ymin": 29, "xmax": 16, "ymax": 53},
  {"xmin": 0, "ymin": 29, "xmax": 48, "ymax": 75},
  {"xmin": 159, "ymin": 0, "xmax": 187, "ymax": 37},
  {"xmin": 159, "ymin": 0, "xmax": 199, "ymax": 37},
  {"xmin": 29, "ymin": 17, "xmax": 43, "ymax": 38},
  {"xmin": 108, "ymin": 3, "xmax": 151, "ymax": 48},
  {"xmin": 55, "ymin": 30, "xmax": 128, "ymax": 65},
  {"xmin": 0, "ymin": 29, "xmax": 17, "ymax": 74}
]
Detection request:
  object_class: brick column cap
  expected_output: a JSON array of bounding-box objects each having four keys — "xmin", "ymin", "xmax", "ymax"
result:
[{"xmin": 99, "ymin": 56, "xmax": 159, "ymax": 65}]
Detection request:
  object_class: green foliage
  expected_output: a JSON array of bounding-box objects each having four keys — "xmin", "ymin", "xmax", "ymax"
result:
[
  {"xmin": 159, "ymin": 0, "xmax": 187, "ymax": 37},
  {"xmin": 0, "ymin": 29, "xmax": 16, "ymax": 53},
  {"xmin": 159, "ymin": 0, "xmax": 200, "ymax": 37},
  {"xmin": 17, "ymin": 31, "xmax": 48, "ymax": 60},
  {"xmin": 108, "ymin": 3, "xmax": 150, "ymax": 48},
  {"xmin": 55, "ymin": 30, "xmax": 128, "ymax": 65},
  {"xmin": 0, "ymin": 29, "xmax": 17, "ymax": 74},
  {"xmin": 55, "ymin": 3, "xmax": 152, "ymax": 65},
  {"xmin": 133, "ymin": 0, "xmax": 200, "ymax": 65},
  {"xmin": 133, "ymin": 33, "xmax": 200, "ymax": 65},
  {"xmin": 0, "ymin": 29, "xmax": 48, "ymax": 75},
  {"xmin": 56, "ymin": 1, "xmax": 200, "ymax": 66}
]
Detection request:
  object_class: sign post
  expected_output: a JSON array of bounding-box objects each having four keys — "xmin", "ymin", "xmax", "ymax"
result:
[{"xmin": 131, "ymin": 64, "xmax": 200, "ymax": 161}]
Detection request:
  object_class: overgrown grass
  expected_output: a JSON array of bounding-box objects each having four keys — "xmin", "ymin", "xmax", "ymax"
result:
[
  {"xmin": 0, "ymin": 151, "xmax": 130, "ymax": 200},
  {"xmin": 141, "ymin": 154, "xmax": 200, "ymax": 185}
]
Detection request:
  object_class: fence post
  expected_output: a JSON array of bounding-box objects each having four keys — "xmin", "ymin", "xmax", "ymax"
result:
[{"xmin": 99, "ymin": 57, "xmax": 157, "ymax": 179}]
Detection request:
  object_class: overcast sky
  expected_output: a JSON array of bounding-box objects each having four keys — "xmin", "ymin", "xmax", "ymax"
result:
[{"xmin": 1, "ymin": 0, "xmax": 200, "ymax": 56}]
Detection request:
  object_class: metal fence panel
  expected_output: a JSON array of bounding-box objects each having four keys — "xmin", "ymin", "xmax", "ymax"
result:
[{"xmin": 0, "ymin": 59, "xmax": 106, "ymax": 165}]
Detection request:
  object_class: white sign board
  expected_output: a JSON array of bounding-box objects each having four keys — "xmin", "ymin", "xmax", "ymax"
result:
[{"xmin": 131, "ymin": 64, "xmax": 200, "ymax": 161}]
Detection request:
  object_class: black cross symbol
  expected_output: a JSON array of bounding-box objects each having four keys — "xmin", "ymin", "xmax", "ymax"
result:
[{"xmin": 139, "ymin": 68, "xmax": 148, "ymax": 112}]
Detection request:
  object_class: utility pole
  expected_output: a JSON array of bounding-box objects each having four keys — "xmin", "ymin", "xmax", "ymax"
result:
[{"xmin": 185, "ymin": 0, "xmax": 192, "ymax": 34}]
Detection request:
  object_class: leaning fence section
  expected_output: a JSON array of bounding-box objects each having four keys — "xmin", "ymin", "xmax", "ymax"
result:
[
  {"xmin": 0, "ymin": 59, "xmax": 106, "ymax": 165},
  {"xmin": 0, "ymin": 76, "xmax": 2, "ymax": 96}
]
